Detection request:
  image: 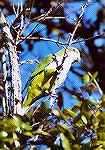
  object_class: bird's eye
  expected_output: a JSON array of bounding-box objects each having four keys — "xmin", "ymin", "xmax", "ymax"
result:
[{"xmin": 73, "ymin": 49, "xmax": 76, "ymax": 52}]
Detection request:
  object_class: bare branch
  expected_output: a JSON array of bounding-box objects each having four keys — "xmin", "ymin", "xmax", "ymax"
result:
[
  {"xmin": 20, "ymin": 59, "xmax": 39, "ymax": 65},
  {"xmin": 87, "ymin": 72, "xmax": 103, "ymax": 96},
  {"xmin": 72, "ymin": 32, "xmax": 105, "ymax": 44},
  {"xmin": 67, "ymin": 2, "xmax": 90, "ymax": 46},
  {"xmin": 21, "ymin": 36, "xmax": 67, "ymax": 46},
  {"xmin": 20, "ymin": 32, "xmax": 104, "ymax": 48}
]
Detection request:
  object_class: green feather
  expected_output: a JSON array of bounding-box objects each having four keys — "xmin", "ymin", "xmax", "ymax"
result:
[
  {"xmin": 31, "ymin": 47, "xmax": 66, "ymax": 78},
  {"xmin": 24, "ymin": 68, "xmax": 56, "ymax": 107}
]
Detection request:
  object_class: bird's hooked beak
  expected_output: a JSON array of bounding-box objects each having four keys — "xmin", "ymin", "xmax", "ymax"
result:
[
  {"xmin": 76, "ymin": 50, "xmax": 81, "ymax": 62},
  {"xmin": 73, "ymin": 52, "xmax": 81, "ymax": 63},
  {"xmin": 73, "ymin": 57, "xmax": 80, "ymax": 63},
  {"xmin": 76, "ymin": 55, "xmax": 81, "ymax": 62}
]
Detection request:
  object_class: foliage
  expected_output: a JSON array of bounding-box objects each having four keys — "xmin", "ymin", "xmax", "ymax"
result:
[{"xmin": 0, "ymin": 73, "xmax": 105, "ymax": 149}]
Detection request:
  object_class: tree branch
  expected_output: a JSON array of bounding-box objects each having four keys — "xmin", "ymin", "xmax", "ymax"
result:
[{"xmin": 0, "ymin": 9, "xmax": 22, "ymax": 115}]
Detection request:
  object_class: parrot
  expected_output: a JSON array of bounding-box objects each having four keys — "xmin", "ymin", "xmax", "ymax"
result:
[{"xmin": 23, "ymin": 47, "xmax": 81, "ymax": 107}]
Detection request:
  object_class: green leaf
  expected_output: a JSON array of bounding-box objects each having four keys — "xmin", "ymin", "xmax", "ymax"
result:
[
  {"xmin": 21, "ymin": 122, "xmax": 32, "ymax": 131},
  {"xmin": 64, "ymin": 108, "xmax": 76, "ymax": 118},
  {"xmin": 40, "ymin": 101, "xmax": 51, "ymax": 115},
  {"xmin": 72, "ymin": 102, "xmax": 81, "ymax": 113},
  {"xmin": 81, "ymin": 83, "xmax": 96, "ymax": 93},
  {"xmin": 60, "ymin": 133, "xmax": 71, "ymax": 150},
  {"xmin": 97, "ymin": 131, "xmax": 105, "ymax": 141},
  {"xmin": 72, "ymin": 144, "xmax": 81, "ymax": 150},
  {"xmin": 4, "ymin": 118, "xmax": 20, "ymax": 132},
  {"xmin": 57, "ymin": 124, "xmax": 75, "ymax": 140},
  {"xmin": 81, "ymin": 115, "xmax": 87, "ymax": 124},
  {"xmin": 59, "ymin": 110, "xmax": 69, "ymax": 121},
  {"xmin": 73, "ymin": 112, "xmax": 82, "ymax": 124},
  {"xmin": 83, "ymin": 74, "xmax": 90, "ymax": 84},
  {"xmin": 23, "ymin": 131, "xmax": 33, "ymax": 137},
  {"xmin": 0, "ymin": 131, "xmax": 8, "ymax": 138},
  {"xmin": 90, "ymin": 71, "xmax": 98, "ymax": 83},
  {"xmin": 49, "ymin": 128, "xmax": 59, "ymax": 135},
  {"xmin": 33, "ymin": 131, "xmax": 50, "ymax": 136}
]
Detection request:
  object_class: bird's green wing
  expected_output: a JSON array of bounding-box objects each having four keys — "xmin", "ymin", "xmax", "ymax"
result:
[
  {"xmin": 24, "ymin": 68, "xmax": 56, "ymax": 107},
  {"xmin": 31, "ymin": 47, "xmax": 67, "ymax": 78},
  {"xmin": 22, "ymin": 53, "xmax": 54, "ymax": 93},
  {"xmin": 31, "ymin": 53, "xmax": 53, "ymax": 78}
]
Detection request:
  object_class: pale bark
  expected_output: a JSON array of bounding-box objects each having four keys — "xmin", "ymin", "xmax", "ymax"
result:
[{"xmin": 0, "ymin": 9, "xmax": 22, "ymax": 115}]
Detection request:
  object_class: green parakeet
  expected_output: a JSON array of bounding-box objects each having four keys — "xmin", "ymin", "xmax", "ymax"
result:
[{"xmin": 23, "ymin": 47, "xmax": 81, "ymax": 107}]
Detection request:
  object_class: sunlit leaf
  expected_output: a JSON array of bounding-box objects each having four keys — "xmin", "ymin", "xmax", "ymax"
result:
[
  {"xmin": 83, "ymin": 74, "xmax": 90, "ymax": 84},
  {"xmin": 23, "ymin": 131, "xmax": 33, "ymax": 137},
  {"xmin": 72, "ymin": 102, "xmax": 81, "ymax": 113},
  {"xmin": 73, "ymin": 112, "xmax": 82, "ymax": 124},
  {"xmin": 81, "ymin": 115, "xmax": 87, "ymax": 124},
  {"xmin": 52, "ymin": 109, "xmax": 60, "ymax": 116},
  {"xmin": 40, "ymin": 101, "xmax": 51, "ymax": 115},
  {"xmin": 90, "ymin": 71, "xmax": 98, "ymax": 83},
  {"xmin": 21, "ymin": 122, "xmax": 32, "ymax": 131},
  {"xmin": 72, "ymin": 144, "xmax": 81, "ymax": 150},
  {"xmin": 60, "ymin": 133, "xmax": 71, "ymax": 150},
  {"xmin": 57, "ymin": 124, "xmax": 75, "ymax": 140},
  {"xmin": 64, "ymin": 108, "xmax": 76, "ymax": 118},
  {"xmin": 33, "ymin": 131, "xmax": 50, "ymax": 136},
  {"xmin": 0, "ymin": 131, "xmax": 8, "ymax": 137},
  {"xmin": 81, "ymin": 83, "xmax": 96, "ymax": 93}
]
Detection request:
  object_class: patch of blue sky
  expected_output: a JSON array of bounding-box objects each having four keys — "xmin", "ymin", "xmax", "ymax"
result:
[
  {"xmin": 0, "ymin": 61, "xmax": 1, "ymax": 70},
  {"xmin": 63, "ymin": 91, "xmax": 79, "ymax": 109},
  {"xmin": 65, "ymin": 2, "xmax": 102, "ymax": 27},
  {"xmin": 2, "ymin": 8, "xmax": 7, "ymax": 15},
  {"xmin": 90, "ymin": 92, "xmax": 102, "ymax": 102},
  {"xmin": 23, "ymin": 22, "xmax": 47, "ymax": 37},
  {"xmin": 0, "ymin": 106, "xmax": 3, "ymax": 113},
  {"xmin": 12, "ymin": 0, "xmax": 25, "ymax": 5},
  {"xmin": 66, "ymin": 71, "xmax": 83, "ymax": 89},
  {"xmin": 40, "ymin": 9, "xmax": 45, "ymax": 14},
  {"xmin": 94, "ymin": 38, "xmax": 104, "ymax": 47},
  {"xmin": 84, "ymin": 2, "xmax": 102, "ymax": 26},
  {"xmin": 64, "ymin": 10, "xmax": 77, "ymax": 25},
  {"xmin": 52, "ymin": 18, "xmax": 60, "ymax": 23},
  {"xmin": 64, "ymin": 2, "xmax": 84, "ymax": 24},
  {"xmin": 81, "ymin": 137, "xmax": 90, "ymax": 144},
  {"xmin": 31, "ymin": 7, "xmax": 37, "ymax": 13},
  {"xmin": 64, "ymin": 32, "xmax": 90, "ymax": 55},
  {"xmin": 6, "ymin": 14, "xmax": 16, "ymax": 26}
]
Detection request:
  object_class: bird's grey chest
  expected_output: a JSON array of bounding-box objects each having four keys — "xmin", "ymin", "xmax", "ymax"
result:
[{"xmin": 46, "ymin": 55, "xmax": 71, "ymax": 87}]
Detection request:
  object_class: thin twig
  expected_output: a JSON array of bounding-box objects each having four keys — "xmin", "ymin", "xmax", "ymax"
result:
[
  {"xmin": 20, "ymin": 32, "xmax": 104, "ymax": 46},
  {"xmin": 88, "ymin": 72, "xmax": 103, "ymax": 96},
  {"xmin": 21, "ymin": 36, "xmax": 66, "ymax": 45},
  {"xmin": 17, "ymin": 4, "xmax": 62, "ymax": 44},
  {"xmin": 19, "ymin": 59, "xmax": 39, "ymax": 65},
  {"xmin": 72, "ymin": 32, "xmax": 105, "ymax": 44},
  {"xmin": 67, "ymin": 2, "xmax": 89, "ymax": 45}
]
